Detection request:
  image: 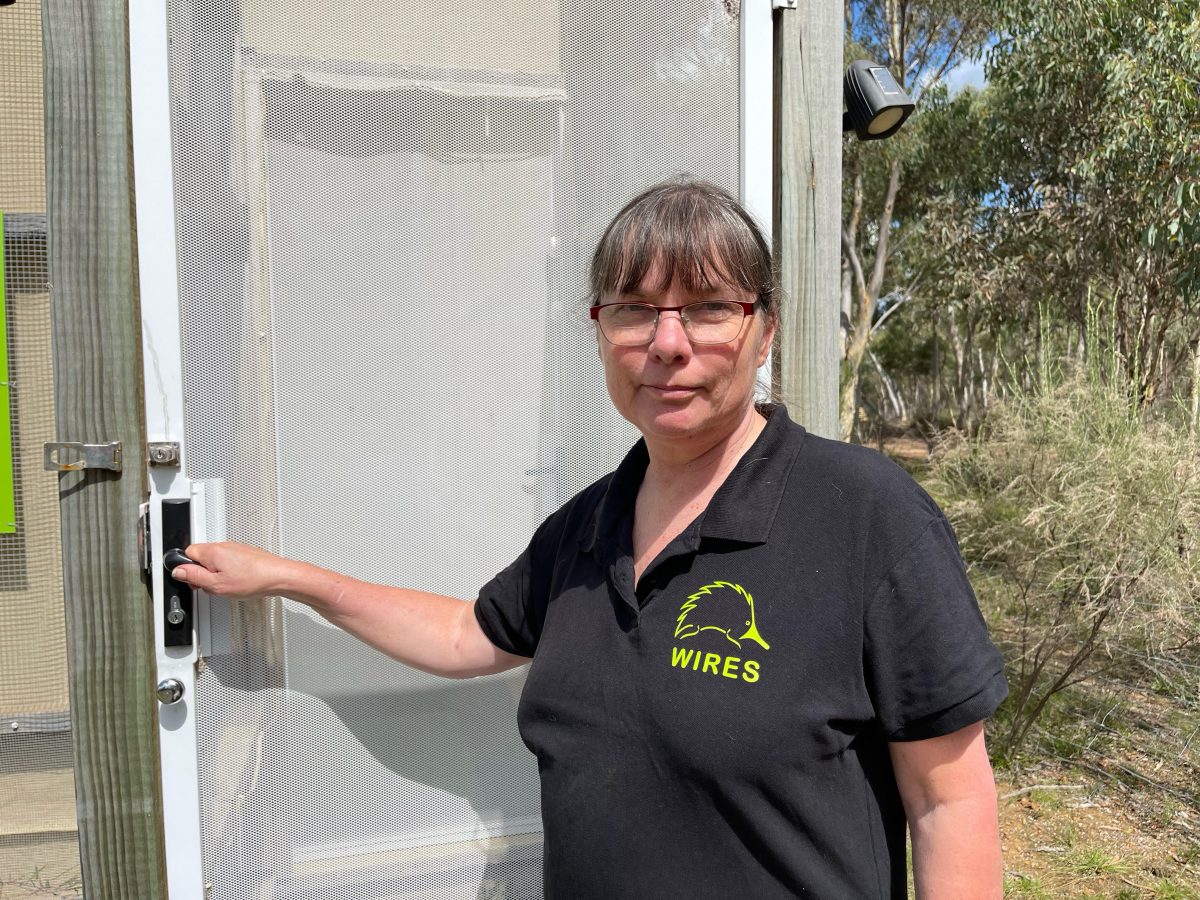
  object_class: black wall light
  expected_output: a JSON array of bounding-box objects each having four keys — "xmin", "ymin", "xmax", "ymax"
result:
[{"xmin": 843, "ymin": 60, "xmax": 915, "ymax": 141}]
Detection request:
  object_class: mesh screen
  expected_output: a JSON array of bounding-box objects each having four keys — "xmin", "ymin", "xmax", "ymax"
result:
[
  {"xmin": 0, "ymin": 1, "xmax": 80, "ymax": 896},
  {"xmin": 170, "ymin": 1, "xmax": 741, "ymax": 896}
]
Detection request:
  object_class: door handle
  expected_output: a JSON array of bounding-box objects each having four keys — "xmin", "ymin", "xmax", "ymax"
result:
[
  {"xmin": 164, "ymin": 548, "xmax": 194, "ymax": 571},
  {"xmin": 161, "ymin": 499, "xmax": 193, "ymax": 647}
]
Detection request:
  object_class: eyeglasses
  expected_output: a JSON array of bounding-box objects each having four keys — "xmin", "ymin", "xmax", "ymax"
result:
[{"xmin": 589, "ymin": 300, "xmax": 755, "ymax": 346}]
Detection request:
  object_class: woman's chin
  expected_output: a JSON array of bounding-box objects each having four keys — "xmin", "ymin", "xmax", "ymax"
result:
[{"xmin": 629, "ymin": 403, "xmax": 725, "ymax": 443}]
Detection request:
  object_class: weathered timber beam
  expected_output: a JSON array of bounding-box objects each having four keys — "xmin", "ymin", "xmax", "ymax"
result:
[
  {"xmin": 775, "ymin": 2, "xmax": 842, "ymax": 439},
  {"xmin": 42, "ymin": 0, "xmax": 166, "ymax": 896}
]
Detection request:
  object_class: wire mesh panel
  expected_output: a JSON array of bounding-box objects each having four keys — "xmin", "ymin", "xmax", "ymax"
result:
[
  {"xmin": 168, "ymin": 1, "xmax": 741, "ymax": 896},
  {"xmin": 0, "ymin": 1, "xmax": 80, "ymax": 896}
]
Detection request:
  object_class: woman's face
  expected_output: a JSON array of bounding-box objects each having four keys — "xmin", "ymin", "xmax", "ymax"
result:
[{"xmin": 596, "ymin": 266, "xmax": 774, "ymax": 450}]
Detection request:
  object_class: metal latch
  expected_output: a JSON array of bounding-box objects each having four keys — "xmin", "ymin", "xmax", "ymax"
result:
[
  {"xmin": 43, "ymin": 442, "xmax": 123, "ymax": 472},
  {"xmin": 138, "ymin": 502, "xmax": 152, "ymax": 575}
]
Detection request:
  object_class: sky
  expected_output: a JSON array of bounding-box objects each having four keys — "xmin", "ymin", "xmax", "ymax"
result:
[{"xmin": 945, "ymin": 56, "xmax": 987, "ymax": 94}]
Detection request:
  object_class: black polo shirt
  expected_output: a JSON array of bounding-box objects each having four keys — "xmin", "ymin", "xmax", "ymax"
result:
[{"xmin": 475, "ymin": 405, "xmax": 1006, "ymax": 898}]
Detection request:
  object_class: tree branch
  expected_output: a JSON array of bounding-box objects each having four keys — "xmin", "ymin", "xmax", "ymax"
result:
[{"xmin": 871, "ymin": 291, "xmax": 914, "ymax": 334}]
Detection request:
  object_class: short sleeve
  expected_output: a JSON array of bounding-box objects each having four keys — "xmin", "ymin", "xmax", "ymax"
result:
[
  {"xmin": 474, "ymin": 540, "xmax": 541, "ymax": 658},
  {"xmin": 863, "ymin": 514, "xmax": 1007, "ymax": 741}
]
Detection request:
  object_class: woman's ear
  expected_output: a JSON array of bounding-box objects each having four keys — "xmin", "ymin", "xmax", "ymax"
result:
[{"xmin": 755, "ymin": 311, "xmax": 777, "ymax": 367}]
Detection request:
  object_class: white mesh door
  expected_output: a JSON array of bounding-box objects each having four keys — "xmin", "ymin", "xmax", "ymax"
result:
[{"xmin": 165, "ymin": 1, "xmax": 743, "ymax": 896}]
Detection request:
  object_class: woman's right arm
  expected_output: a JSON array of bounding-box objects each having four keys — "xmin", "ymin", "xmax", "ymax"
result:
[{"xmin": 172, "ymin": 541, "xmax": 529, "ymax": 679}]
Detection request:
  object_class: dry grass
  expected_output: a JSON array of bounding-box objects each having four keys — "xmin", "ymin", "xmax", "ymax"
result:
[{"xmin": 882, "ymin": 405, "xmax": 1200, "ymax": 899}]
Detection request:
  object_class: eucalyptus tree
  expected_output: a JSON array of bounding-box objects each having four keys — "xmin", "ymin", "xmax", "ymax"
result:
[
  {"xmin": 840, "ymin": 0, "xmax": 990, "ymax": 438},
  {"xmin": 981, "ymin": 0, "xmax": 1200, "ymax": 404},
  {"xmin": 852, "ymin": 0, "xmax": 1200, "ymax": 430}
]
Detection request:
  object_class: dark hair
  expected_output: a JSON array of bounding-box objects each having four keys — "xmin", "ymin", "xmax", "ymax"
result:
[{"xmin": 589, "ymin": 179, "xmax": 777, "ymax": 317}]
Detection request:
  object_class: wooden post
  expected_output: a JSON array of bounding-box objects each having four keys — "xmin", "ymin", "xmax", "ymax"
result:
[
  {"xmin": 774, "ymin": 2, "xmax": 842, "ymax": 439},
  {"xmin": 42, "ymin": 1, "xmax": 167, "ymax": 896}
]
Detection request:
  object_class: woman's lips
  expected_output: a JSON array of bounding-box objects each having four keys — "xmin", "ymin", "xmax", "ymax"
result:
[{"xmin": 645, "ymin": 384, "xmax": 698, "ymax": 399}]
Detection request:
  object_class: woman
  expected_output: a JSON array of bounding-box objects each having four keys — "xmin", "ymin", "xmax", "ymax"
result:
[{"xmin": 176, "ymin": 180, "xmax": 1006, "ymax": 898}]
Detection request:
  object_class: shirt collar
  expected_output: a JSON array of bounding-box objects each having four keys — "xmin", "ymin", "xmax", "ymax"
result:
[{"xmin": 581, "ymin": 404, "xmax": 807, "ymax": 553}]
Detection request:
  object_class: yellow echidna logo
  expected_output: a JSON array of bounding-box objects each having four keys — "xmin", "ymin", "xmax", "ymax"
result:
[{"xmin": 674, "ymin": 581, "xmax": 769, "ymax": 651}]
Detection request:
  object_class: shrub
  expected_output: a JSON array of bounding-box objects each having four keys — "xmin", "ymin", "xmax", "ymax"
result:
[{"xmin": 929, "ymin": 365, "xmax": 1200, "ymax": 760}]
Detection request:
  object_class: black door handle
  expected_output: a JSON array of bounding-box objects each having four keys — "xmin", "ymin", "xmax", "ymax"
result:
[
  {"xmin": 161, "ymin": 501, "xmax": 193, "ymax": 647},
  {"xmin": 164, "ymin": 548, "xmax": 194, "ymax": 571}
]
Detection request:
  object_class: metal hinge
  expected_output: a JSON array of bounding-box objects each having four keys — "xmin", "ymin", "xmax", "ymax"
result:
[{"xmin": 43, "ymin": 441, "xmax": 123, "ymax": 472}]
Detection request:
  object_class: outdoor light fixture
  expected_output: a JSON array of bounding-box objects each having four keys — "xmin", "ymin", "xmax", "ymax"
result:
[{"xmin": 843, "ymin": 60, "xmax": 915, "ymax": 141}]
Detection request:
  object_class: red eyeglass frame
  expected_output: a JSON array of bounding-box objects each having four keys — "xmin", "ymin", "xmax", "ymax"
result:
[{"xmin": 588, "ymin": 300, "xmax": 757, "ymax": 321}]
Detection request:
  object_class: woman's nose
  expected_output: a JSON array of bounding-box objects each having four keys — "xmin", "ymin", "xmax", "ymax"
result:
[{"xmin": 650, "ymin": 311, "xmax": 691, "ymax": 360}]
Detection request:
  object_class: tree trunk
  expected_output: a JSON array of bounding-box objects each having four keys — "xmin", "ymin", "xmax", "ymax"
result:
[
  {"xmin": 870, "ymin": 349, "xmax": 907, "ymax": 421},
  {"xmin": 931, "ymin": 308, "xmax": 941, "ymax": 416},
  {"xmin": 1191, "ymin": 338, "xmax": 1200, "ymax": 439},
  {"xmin": 840, "ymin": 160, "xmax": 902, "ymax": 439}
]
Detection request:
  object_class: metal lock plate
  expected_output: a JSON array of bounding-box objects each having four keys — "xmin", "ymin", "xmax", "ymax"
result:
[{"xmin": 148, "ymin": 442, "xmax": 181, "ymax": 466}]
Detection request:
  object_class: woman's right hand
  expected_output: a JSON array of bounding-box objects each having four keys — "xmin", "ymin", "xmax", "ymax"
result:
[{"xmin": 171, "ymin": 541, "xmax": 301, "ymax": 601}]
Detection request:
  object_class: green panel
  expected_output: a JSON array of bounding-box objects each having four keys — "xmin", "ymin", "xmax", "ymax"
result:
[{"xmin": 0, "ymin": 212, "xmax": 14, "ymax": 532}]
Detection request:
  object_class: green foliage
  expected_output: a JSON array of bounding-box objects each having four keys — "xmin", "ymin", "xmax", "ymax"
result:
[
  {"xmin": 850, "ymin": 0, "xmax": 1200, "ymax": 433},
  {"xmin": 988, "ymin": 0, "xmax": 1200, "ymax": 274},
  {"xmin": 870, "ymin": 315, "xmax": 940, "ymax": 399},
  {"xmin": 930, "ymin": 316, "xmax": 1200, "ymax": 757},
  {"xmin": 979, "ymin": 0, "xmax": 1199, "ymax": 398}
]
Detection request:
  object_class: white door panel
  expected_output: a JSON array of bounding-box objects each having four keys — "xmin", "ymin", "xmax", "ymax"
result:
[{"xmin": 135, "ymin": 0, "xmax": 768, "ymax": 895}]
